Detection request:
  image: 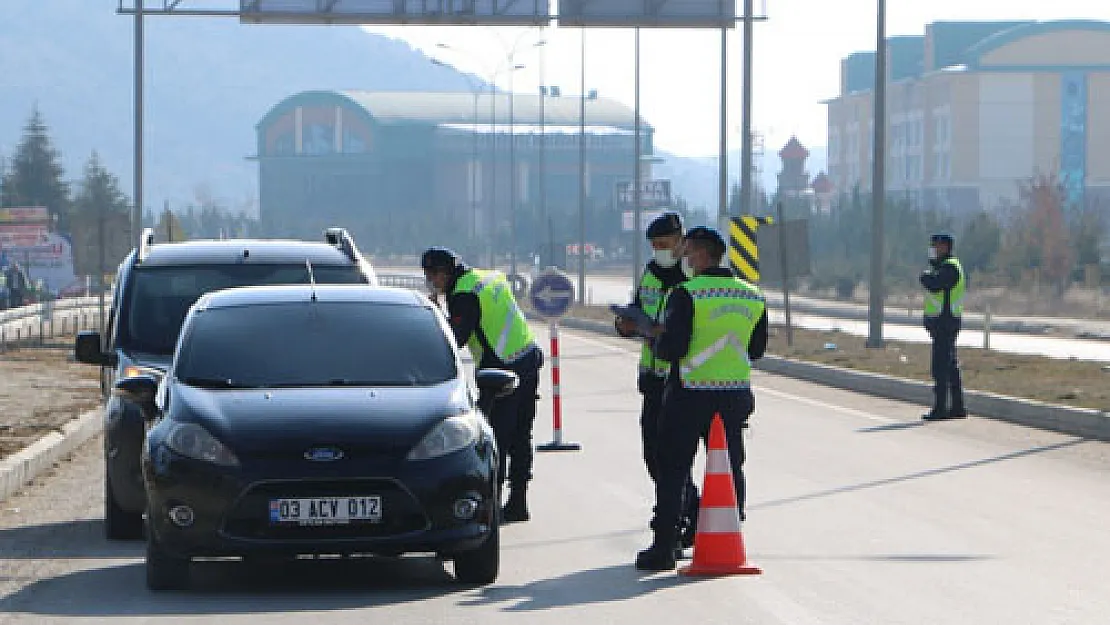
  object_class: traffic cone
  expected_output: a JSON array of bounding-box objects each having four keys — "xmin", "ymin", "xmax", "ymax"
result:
[{"xmin": 679, "ymin": 413, "xmax": 762, "ymax": 576}]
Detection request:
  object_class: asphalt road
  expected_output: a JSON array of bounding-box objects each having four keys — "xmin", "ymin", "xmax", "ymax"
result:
[{"xmin": 1, "ymin": 324, "xmax": 1108, "ymax": 623}]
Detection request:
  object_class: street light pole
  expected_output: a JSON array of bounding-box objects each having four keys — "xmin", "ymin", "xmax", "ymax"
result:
[
  {"xmin": 633, "ymin": 28, "xmax": 643, "ymax": 286},
  {"xmin": 133, "ymin": 0, "xmax": 144, "ymax": 249},
  {"xmin": 718, "ymin": 26, "xmax": 728, "ymax": 230},
  {"xmin": 740, "ymin": 0, "xmax": 755, "ymax": 219},
  {"xmin": 868, "ymin": 0, "xmax": 887, "ymax": 348},
  {"xmin": 509, "ymin": 63, "xmax": 517, "ymax": 277},
  {"xmin": 577, "ymin": 29, "xmax": 587, "ymax": 304},
  {"xmin": 538, "ymin": 37, "xmax": 548, "ymax": 267}
]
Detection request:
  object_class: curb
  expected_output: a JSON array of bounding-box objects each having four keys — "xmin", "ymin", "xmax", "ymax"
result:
[
  {"xmin": 545, "ymin": 315, "xmax": 1110, "ymax": 442},
  {"xmin": 0, "ymin": 409, "xmax": 102, "ymax": 502}
]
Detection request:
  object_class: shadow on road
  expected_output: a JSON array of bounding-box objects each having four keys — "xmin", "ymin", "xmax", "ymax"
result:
[
  {"xmin": 458, "ymin": 562, "xmax": 683, "ymax": 611},
  {"xmin": 1, "ymin": 556, "xmax": 467, "ymax": 616},
  {"xmin": 0, "ymin": 518, "xmax": 143, "ymax": 560},
  {"xmin": 856, "ymin": 421, "xmax": 928, "ymax": 433},
  {"xmin": 750, "ymin": 438, "xmax": 1085, "ymax": 511}
]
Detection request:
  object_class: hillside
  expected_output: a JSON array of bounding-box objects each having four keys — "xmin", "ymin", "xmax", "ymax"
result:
[{"xmin": 0, "ymin": 0, "xmax": 476, "ymax": 212}]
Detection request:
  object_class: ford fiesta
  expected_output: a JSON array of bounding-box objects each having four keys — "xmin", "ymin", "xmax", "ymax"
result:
[{"xmin": 113, "ymin": 284, "xmax": 518, "ymax": 591}]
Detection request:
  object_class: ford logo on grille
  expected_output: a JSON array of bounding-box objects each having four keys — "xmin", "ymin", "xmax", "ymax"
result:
[{"xmin": 304, "ymin": 447, "xmax": 344, "ymax": 462}]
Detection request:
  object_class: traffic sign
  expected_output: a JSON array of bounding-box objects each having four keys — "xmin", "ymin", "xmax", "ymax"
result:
[{"xmin": 529, "ymin": 269, "xmax": 575, "ymax": 319}]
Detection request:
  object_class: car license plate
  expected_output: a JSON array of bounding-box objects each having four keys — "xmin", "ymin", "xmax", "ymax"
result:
[{"xmin": 268, "ymin": 496, "xmax": 382, "ymax": 525}]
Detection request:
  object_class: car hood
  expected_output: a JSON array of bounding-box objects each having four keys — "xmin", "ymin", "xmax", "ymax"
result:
[{"xmin": 170, "ymin": 378, "xmax": 473, "ymax": 457}]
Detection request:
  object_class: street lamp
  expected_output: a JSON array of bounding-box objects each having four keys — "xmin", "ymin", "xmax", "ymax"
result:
[{"xmin": 868, "ymin": 0, "xmax": 887, "ymax": 348}]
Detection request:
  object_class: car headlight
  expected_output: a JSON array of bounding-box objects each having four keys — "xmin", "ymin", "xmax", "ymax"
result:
[
  {"xmin": 123, "ymin": 365, "xmax": 163, "ymax": 380},
  {"xmin": 165, "ymin": 422, "xmax": 239, "ymax": 466},
  {"xmin": 407, "ymin": 415, "xmax": 480, "ymax": 461}
]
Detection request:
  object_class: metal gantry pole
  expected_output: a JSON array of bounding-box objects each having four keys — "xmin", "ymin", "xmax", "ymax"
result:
[
  {"xmin": 577, "ymin": 29, "xmax": 587, "ymax": 304},
  {"xmin": 133, "ymin": 0, "xmax": 145, "ymax": 249},
  {"xmin": 633, "ymin": 28, "xmax": 643, "ymax": 287},
  {"xmin": 489, "ymin": 82, "xmax": 497, "ymax": 268},
  {"xmin": 471, "ymin": 91, "xmax": 479, "ymax": 245},
  {"xmin": 739, "ymin": 0, "xmax": 755, "ymax": 219},
  {"xmin": 868, "ymin": 0, "xmax": 887, "ymax": 348}
]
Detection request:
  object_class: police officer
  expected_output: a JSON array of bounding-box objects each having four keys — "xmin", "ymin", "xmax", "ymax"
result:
[
  {"xmin": 615, "ymin": 211, "xmax": 700, "ymax": 551},
  {"xmin": 421, "ymin": 247, "xmax": 544, "ymax": 522},
  {"xmin": 919, "ymin": 233, "xmax": 967, "ymax": 421},
  {"xmin": 635, "ymin": 226, "xmax": 768, "ymax": 571}
]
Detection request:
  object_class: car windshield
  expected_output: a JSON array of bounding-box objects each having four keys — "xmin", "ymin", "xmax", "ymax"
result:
[
  {"xmin": 174, "ymin": 301, "xmax": 457, "ymax": 388},
  {"xmin": 122, "ymin": 264, "xmax": 365, "ymax": 355}
]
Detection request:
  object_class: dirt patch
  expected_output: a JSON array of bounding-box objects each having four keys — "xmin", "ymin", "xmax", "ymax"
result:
[
  {"xmin": 559, "ymin": 304, "xmax": 1110, "ymax": 413},
  {"xmin": 0, "ymin": 346, "xmax": 102, "ymax": 460}
]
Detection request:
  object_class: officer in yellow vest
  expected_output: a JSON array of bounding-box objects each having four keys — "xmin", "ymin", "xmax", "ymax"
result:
[
  {"xmin": 615, "ymin": 212, "xmax": 701, "ymax": 551},
  {"xmin": 919, "ymin": 233, "xmax": 968, "ymax": 421},
  {"xmin": 421, "ymin": 247, "xmax": 544, "ymax": 522},
  {"xmin": 635, "ymin": 226, "xmax": 768, "ymax": 571}
]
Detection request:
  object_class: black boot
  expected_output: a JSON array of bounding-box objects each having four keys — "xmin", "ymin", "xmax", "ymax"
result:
[
  {"xmin": 948, "ymin": 384, "xmax": 968, "ymax": 418},
  {"xmin": 635, "ymin": 533, "xmax": 677, "ymax": 571},
  {"xmin": 923, "ymin": 386, "xmax": 949, "ymax": 421},
  {"xmin": 501, "ymin": 486, "xmax": 529, "ymax": 523}
]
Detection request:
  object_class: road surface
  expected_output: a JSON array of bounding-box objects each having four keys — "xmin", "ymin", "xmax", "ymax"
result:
[{"xmin": 1, "ymin": 323, "xmax": 1108, "ymax": 623}]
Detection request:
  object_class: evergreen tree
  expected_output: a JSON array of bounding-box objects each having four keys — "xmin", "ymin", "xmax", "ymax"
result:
[
  {"xmin": 71, "ymin": 152, "xmax": 133, "ymax": 278},
  {"xmin": 0, "ymin": 107, "xmax": 72, "ymax": 232}
]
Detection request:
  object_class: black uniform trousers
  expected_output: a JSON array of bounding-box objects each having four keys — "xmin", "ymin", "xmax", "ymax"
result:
[
  {"xmin": 653, "ymin": 384, "xmax": 753, "ymax": 546},
  {"xmin": 638, "ymin": 372, "xmax": 700, "ymax": 526},
  {"xmin": 925, "ymin": 317, "xmax": 965, "ymax": 414},
  {"xmin": 486, "ymin": 347, "xmax": 544, "ymax": 488}
]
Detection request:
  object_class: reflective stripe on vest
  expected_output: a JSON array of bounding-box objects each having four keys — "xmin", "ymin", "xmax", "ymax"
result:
[
  {"xmin": 637, "ymin": 270, "xmax": 674, "ymax": 377},
  {"xmin": 923, "ymin": 257, "xmax": 965, "ymax": 318},
  {"xmin": 453, "ymin": 269, "xmax": 536, "ymax": 364},
  {"xmin": 678, "ymin": 275, "xmax": 764, "ymax": 391}
]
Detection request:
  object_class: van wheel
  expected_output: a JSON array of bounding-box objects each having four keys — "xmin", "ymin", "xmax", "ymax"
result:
[{"xmin": 105, "ymin": 476, "xmax": 144, "ymax": 540}]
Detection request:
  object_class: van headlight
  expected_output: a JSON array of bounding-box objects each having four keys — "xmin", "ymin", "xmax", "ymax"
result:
[
  {"xmin": 407, "ymin": 415, "xmax": 480, "ymax": 461},
  {"xmin": 165, "ymin": 422, "xmax": 239, "ymax": 466}
]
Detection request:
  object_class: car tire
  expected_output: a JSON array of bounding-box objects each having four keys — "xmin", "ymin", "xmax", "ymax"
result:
[
  {"xmin": 105, "ymin": 476, "xmax": 144, "ymax": 540},
  {"xmin": 453, "ymin": 518, "xmax": 500, "ymax": 585},
  {"xmin": 146, "ymin": 531, "xmax": 190, "ymax": 592}
]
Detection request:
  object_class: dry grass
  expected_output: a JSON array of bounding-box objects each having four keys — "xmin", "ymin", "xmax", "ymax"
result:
[{"xmin": 559, "ymin": 304, "xmax": 1110, "ymax": 413}]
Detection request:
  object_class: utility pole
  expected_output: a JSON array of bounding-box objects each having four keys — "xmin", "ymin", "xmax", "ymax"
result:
[
  {"xmin": 538, "ymin": 36, "xmax": 547, "ymax": 266},
  {"xmin": 718, "ymin": 27, "xmax": 728, "ymax": 229},
  {"xmin": 633, "ymin": 28, "xmax": 643, "ymax": 287},
  {"xmin": 577, "ymin": 29, "xmax": 587, "ymax": 304},
  {"xmin": 133, "ymin": 0, "xmax": 144, "ymax": 250},
  {"xmin": 867, "ymin": 0, "xmax": 887, "ymax": 348},
  {"xmin": 739, "ymin": 0, "xmax": 755, "ymax": 219},
  {"xmin": 509, "ymin": 65, "xmax": 517, "ymax": 277}
]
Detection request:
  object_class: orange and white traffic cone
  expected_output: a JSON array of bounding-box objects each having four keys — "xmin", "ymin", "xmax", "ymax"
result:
[{"xmin": 679, "ymin": 413, "xmax": 762, "ymax": 576}]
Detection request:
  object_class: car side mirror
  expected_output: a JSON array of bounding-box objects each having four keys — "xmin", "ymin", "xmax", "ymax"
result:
[
  {"xmin": 75, "ymin": 331, "xmax": 117, "ymax": 367},
  {"xmin": 112, "ymin": 375, "xmax": 160, "ymax": 421},
  {"xmin": 475, "ymin": 369, "xmax": 519, "ymax": 399}
]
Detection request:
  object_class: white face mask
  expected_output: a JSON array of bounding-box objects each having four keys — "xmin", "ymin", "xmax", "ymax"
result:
[
  {"xmin": 928, "ymin": 247, "xmax": 938, "ymax": 260},
  {"xmin": 426, "ymin": 278, "xmax": 439, "ymax": 294},
  {"xmin": 681, "ymin": 257, "xmax": 694, "ymax": 278},
  {"xmin": 653, "ymin": 249, "xmax": 679, "ymax": 268}
]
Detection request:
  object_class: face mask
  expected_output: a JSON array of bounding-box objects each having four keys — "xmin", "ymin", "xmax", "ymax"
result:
[
  {"xmin": 653, "ymin": 249, "xmax": 679, "ymax": 268},
  {"xmin": 928, "ymin": 247, "xmax": 938, "ymax": 260},
  {"xmin": 681, "ymin": 257, "xmax": 694, "ymax": 278},
  {"xmin": 426, "ymin": 278, "xmax": 439, "ymax": 294}
]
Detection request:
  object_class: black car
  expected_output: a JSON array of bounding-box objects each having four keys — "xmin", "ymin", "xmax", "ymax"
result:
[
  {"xmin": 75, "ymin": 227, "xmax": 377, "ymax": 540},
  {"xmin": 112, "ymin": 284, "xmax": 517, "ymax": 590}
]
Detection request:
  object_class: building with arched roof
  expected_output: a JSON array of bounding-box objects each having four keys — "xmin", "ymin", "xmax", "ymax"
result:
[
  {"xmin": 253, "ymin": 89, "xmax": 652, "ymax": 257},
  {"xmin": 824, "ymin": 20, "xmax": 1110, "ymax": 213}
]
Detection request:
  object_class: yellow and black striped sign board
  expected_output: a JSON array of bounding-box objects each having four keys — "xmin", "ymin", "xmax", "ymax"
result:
[{"xmin": 728, "ymin": 215, "xmax": 774, "ymax": 282}]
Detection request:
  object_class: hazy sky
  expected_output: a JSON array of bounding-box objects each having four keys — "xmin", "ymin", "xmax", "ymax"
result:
[{"xmin": 363, "ymin": 1, "xmax": 1107, "ymax": 163}]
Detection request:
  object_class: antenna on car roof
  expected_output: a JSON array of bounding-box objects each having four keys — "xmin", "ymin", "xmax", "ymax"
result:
[{"xmin": 305, "ymin": 259, "xmax": 317, "ymax": 302}]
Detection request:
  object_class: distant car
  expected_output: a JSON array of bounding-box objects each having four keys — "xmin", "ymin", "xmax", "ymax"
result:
[
  {"xmin": 74, "ymin": 227, "xmax": 378, "ymax": 541},
  {"xmin": 114, "ymin": 284, "xmax": 515, "ymax": 590}
]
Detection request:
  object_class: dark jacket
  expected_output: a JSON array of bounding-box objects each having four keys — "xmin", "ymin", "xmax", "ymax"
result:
[
  {"xmin": 441, "ymin": 263, "xmax": 540, "ymax": 373},
  {"xmin": 652, "ymin": 267, "xmax": 769, "ymax": 387}
]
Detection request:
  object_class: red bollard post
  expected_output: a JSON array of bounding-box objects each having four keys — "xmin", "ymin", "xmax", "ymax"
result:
[{"xmin": 537, "ymin": 318, "xmax": 581, "ymax": 452}]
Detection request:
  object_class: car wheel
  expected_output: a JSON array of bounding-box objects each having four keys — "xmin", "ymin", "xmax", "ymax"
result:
[
  {"xmin": 453, "ymin": 519, "xmax": 500, "ymax": 585},
  {"xmin": 105, "ymin": 475, "xmax": 144, "ymax": 540},
  {"xmin": 145, "ymin": 531, "xmax": 190, "ymax": 592}
]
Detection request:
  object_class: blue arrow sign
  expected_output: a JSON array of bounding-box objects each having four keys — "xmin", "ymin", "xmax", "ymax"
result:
[{"xmin": 529, "ymin": 270, "xmax": 575, "ymax": 319}]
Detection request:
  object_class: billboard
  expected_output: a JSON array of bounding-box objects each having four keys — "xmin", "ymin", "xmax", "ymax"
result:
[
  {"xmin": 0, "ymin": 206, "xmax": 49, "ymax": 223},
  {"xmin": 755, "ymin": 218, "xmax": 811, "ymax": 283},
  {"xmin": 0, "ymin": 232, "xmax": 77, "ymax": 294},
  {"xmin": 559, "ymin": 0, "xmax": 765, "ymax": 28},
  {"xmin": 616, "ymin": 179, "xmax": 672, "ymax": 208},
  {"xmin": 239, "ymin": 0, "xmax": 552, "ymax": 25}
]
